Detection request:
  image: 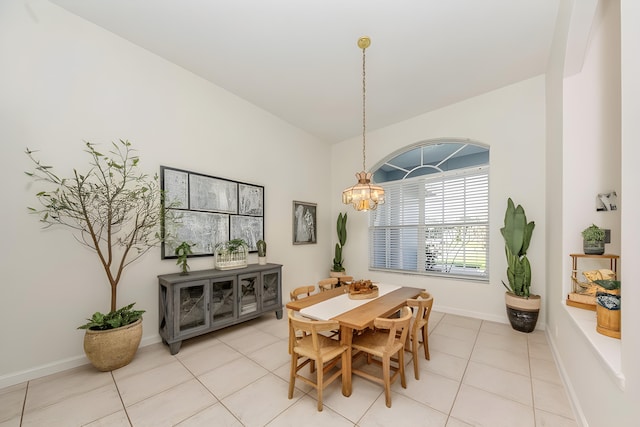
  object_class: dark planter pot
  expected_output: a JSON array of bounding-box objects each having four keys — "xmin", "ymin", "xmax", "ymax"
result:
[
  {"xmin": 583, "ymin": 239, "xmax": 605, "ymax": 255},
  {"xmin": 506, "ymin": 306, "xmax": 539, "ymax": 333},
  {"xmin": 505, "ymin": 292, "xmax": 541, "ymax": 333}
]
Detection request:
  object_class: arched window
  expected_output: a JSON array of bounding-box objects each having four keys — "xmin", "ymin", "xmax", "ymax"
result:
[{"xmin": 369, "ymin": 139, "xmax": 489, "ymax": 280}]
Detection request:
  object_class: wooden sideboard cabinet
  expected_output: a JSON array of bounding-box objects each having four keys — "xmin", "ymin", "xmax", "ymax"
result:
[{"xmin": 158, "ymin": 263, "xmax": 283, "ymax": 354}]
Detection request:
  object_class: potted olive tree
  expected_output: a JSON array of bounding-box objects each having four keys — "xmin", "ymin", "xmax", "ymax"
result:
[
  {"xmin": 581, "ymin": 224, "xmax": 606, "ymax": 255},
  {"xmin": 330, "ymin": 212, "xmax": 348, "ymax": 277},
  {"xmin": 500, "ymin": 198, "xmax": 540, "ymax": 333},
  {"xmin": 25, "ymin": 140, "xmax": 175, "ymax": 371}
]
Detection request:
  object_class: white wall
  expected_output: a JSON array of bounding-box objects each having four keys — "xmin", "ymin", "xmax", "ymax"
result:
[
  {"xmin": 331, "ymin": 76, "xmax": 547, "ymax": 326},
  {"xmin": 0, "ymin": 1, "xmax": 333, "ymax": 386},
  {"xmin": 564, "ymin": 0, "xmax": 621, "ymax": 259},
  {"xmin": 619, "ymin": 0, "xmax": 640, "ymax": 419},
  {"xmin": 546, "ymin": 0, "xmax": 640, "ymax": 425}
]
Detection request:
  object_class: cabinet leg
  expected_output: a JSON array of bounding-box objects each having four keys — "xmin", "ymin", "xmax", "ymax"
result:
[
  {"xmin": 168, "ymin": 341, "xmax": 182, "ymax": 355},
  {"xmin": 275, "ymin": 309, "xmax": 283, "ymax": 320}
]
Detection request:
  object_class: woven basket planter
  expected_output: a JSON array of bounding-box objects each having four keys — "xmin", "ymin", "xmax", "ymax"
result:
[
  {"xmin": 596, "ymin": 305, "xmax": 621, "ymax": 339},
  {"xmin": 595, "ymin": 290, "xmax": 621, "ymax": 339},
  {"xmin": 83, "ymin": 319, "xmax": 143, "ymax": 371}
]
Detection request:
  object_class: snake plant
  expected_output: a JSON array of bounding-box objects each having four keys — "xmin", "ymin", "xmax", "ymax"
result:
[{"xmin": 500, "ymin": 198, "xmax": 535, "ymax": 297}]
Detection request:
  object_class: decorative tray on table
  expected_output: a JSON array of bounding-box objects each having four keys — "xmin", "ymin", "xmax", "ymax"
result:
[{"xmin": 348, "ymin": 280, "xmax": 379, "ymax": 300}]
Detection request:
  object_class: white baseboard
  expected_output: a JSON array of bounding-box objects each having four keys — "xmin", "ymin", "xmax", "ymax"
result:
[
  {"xmin": 0, "ymin": 335, "xmax": 163, "ymax": 390},
  {"xmin": 545, "ymin": 329, "xmax": 588, "ymax": 427},
  {"xmin": 434, "ymin": 303, "xmax": 547, "ymax": 330}
]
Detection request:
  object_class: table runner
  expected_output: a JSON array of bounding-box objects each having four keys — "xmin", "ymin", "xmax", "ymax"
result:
[{"xmin": 300, "ymin": 283, "xmax": 400, "ymax": 321}]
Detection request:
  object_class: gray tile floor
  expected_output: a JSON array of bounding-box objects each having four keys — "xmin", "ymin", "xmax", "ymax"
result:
[{"xmin": 0, "ymin": 311, "xmax": 578, "ymax": 426}]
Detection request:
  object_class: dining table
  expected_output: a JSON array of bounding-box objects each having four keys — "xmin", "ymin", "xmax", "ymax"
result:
[{"xmin": 285, "ymin": 283, "xmax": 423, "ymax": 396}]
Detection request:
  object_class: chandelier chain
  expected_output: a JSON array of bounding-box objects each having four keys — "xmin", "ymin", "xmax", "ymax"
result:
[{"xmin": 362, "ymin": 44, "xmax": 367, "ymax": 172}]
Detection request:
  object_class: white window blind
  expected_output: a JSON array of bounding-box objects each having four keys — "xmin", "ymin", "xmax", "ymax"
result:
[{"xmin": 370, "ymin": 167, "xmax": 489, "ymax": 280}]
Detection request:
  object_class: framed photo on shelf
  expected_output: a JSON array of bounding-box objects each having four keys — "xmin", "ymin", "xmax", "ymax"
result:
[{"xmin": 292, "ymin": 201, "xmax": 317, "ymax": 245}]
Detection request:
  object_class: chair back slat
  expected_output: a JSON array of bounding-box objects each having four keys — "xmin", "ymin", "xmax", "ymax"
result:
[
  {"xmin": 373, "ymin": 306, "xmax": 412, "ymax": 350},
  {"xmin": 290, "ymin": 285, "xmax": 316, "ymax": 301},
  {"xmin": 318, "ymin": 278, "xmax": 339, "ymax": 291},
  {"xmin": 407, "ymin": 291, "xmax": 433, "ymax": 332}
]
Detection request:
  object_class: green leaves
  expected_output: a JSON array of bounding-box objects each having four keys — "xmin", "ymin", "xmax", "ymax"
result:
[
  {"xmin": 256, "ymin": 240, "xmax": 267, "ymax": 257},
  {"xmin": 175, "ymin": 241, "xmax": 195, "ymax": 274},
  {"xmin": 337, "ymin": 212, "xmax": 347, "ymax": 246},
  {"xmin": 332, "ymin": 212, "xmax": 348, "ymax": 272},
  {"xmin": 501, "ymin": 198, "xmax": 535, "ymax": 297},
  {"xmin": 581, "ymin": 224, "xmax": 605, "ymax": 242},
  {"xmin": 24, "ymin": 140, "xmax": 176, "ymax": 313},
  {"xmin": 78, "ymin": 303, "xmax": 145, "ymax": 330}
]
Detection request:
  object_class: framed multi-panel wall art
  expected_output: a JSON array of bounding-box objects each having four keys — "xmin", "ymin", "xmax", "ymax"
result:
[{"xmin": 161, "ymin": 166, "xmax": 264, "ymax": 258}]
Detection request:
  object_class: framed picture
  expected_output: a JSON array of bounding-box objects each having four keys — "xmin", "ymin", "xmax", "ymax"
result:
[
  {"xmin": 162, "ymin": 211, "xmax": 229, "ymax": 258},
  {"xmin": 238, "ymin": 183, "xmax": 264, "ymax": 216},
  {"xmin": 189, "ymin": 173, "xmax": 238, "ymax": 213},
  {"xmin": 160, "ymin": 166, "xmax": 264, "ymax": 258},
  {"xmin": 230, "ymin": 215, "xmax": 264, "ymax": 251},
  {"xmin": 293, "ymin": 201, "xmax": 317, "ymax": 245},
  {"xmin": 162, "ymin": 168, "xmax": 189, "ymax": 208}
]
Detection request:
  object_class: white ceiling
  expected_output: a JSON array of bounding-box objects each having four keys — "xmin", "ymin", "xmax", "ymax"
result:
[{"xmin": 50, "ymin": 0, "xmax": 562, "ymax": 143}]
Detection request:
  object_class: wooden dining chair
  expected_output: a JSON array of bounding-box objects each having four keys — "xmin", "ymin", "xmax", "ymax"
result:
[
  {"xmin": 406, "ymin": 291, "xmax": 434, "ymax": 380},
  {"xmin": 287, "ymin": 309, "xmax": 349, "ymax": 411},
  {"xmin": 290, "ymin": 285, "xmax": 316, "ymax": 301},
  {"xmin": 288, "ymin": 285, "xmax": 317, "ymax": 353},
  {"xmin": 351, "ymin": 306, "xmax": 413, "ymax": 408},
  {"xmin": 318, "ymin": 278, "xmax": 339, "ymax": 292}
]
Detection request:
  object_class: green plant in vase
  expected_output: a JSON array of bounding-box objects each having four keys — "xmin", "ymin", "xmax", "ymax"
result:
[
  {"xmin": 215, "ymin": 238, "xmax": 248, "ymax": 270},
  {"xmin": 175, "ymin": 241, "xmax": 195, "ymax": 275},
  {"xmin": 25, "ymin": 140, "xmax": 178, "ymax": 370},
  {"xmin": 500, "ymin": 197, "xmax": 540, "ymax": 333},
  {"xmin": 581, "ymin": 224, "xmax": 606, "ymax": 255},
  {"xmin": 257, "ymin": 239, "xmax": 267, "ymax": 265},
  {"xmin": 331, "ymin": 212, "xmax": 348, "ymax": 274}
]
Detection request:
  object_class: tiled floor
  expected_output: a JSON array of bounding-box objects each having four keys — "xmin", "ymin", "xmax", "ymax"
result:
[{"xmin": 0, "ymin": 311, "xmax": 579, "ymax": 427}]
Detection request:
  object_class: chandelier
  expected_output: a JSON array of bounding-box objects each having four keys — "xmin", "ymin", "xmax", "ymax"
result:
[{"xmin": 342, "ymin": 36, "xmax": 385, "ymax": 211}]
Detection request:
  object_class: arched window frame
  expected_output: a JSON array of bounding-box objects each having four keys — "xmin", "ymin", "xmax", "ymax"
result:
[{"xmin": 369, "ymin": 139, "xmax": 490, "ymax": 281}]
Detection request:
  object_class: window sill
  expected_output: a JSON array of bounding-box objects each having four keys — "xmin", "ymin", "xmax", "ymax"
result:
[{"xmin": 564, "ymin": 302, "xmax": 625, "ymax": 389}]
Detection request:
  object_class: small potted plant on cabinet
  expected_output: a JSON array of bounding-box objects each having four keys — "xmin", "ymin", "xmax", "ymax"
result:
[
  {"xmin": 330, "ymin": 212, "xmax": 348, "ymax": 277},
  {"xmin": 500, "ymin": 198, "xmax": 540, "ymax": 333},
  {"xmin": 257, "ymin": 239, "xmax": 267, "ymax": 265},
  {"xmin": 25, "ymin": 140, "xmax": 176, "ymax": 371},
  {"xmin": 175, "ymin": 241, "xmax": 195, "ymax": 275},
  {"xmin": 593, "ymin": 279, "xmax": 621, "ymax": 339},
  {"xmin": 581, "ymin": 224, "xmax": 606, "ymax": 255}
]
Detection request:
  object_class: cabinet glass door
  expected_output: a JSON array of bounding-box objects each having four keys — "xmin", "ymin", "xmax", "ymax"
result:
[
  {"xmin": 238, "ymin": 273, "xmax": 258, "ymax": 316},
  {"xmin": 211, "ymin": 277, "xmax": 236, "ymax": 324},
  {"xmin": 174, "ymin": 280, "xmax": 209, "ymax": 336},
  {"xmin": 261, "ymin": 269, "xmax": 280, "ymax": 310}
]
